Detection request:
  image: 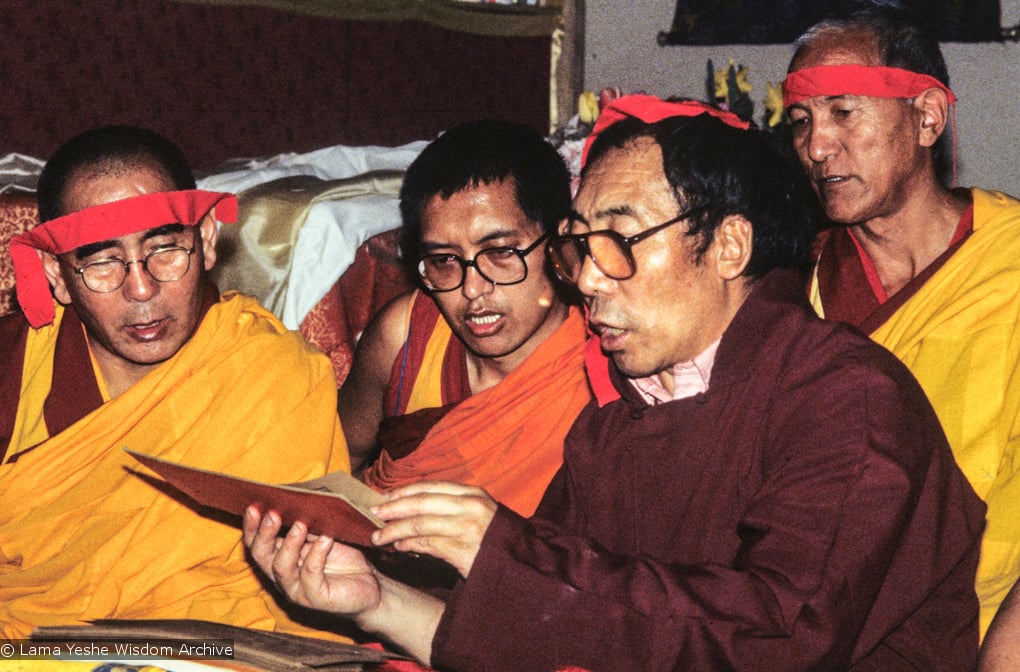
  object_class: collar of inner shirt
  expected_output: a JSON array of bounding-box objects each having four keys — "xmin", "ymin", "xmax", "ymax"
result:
[{"xmin": 629, "ymin": 338, "xmax": 720, "ymax": 404}]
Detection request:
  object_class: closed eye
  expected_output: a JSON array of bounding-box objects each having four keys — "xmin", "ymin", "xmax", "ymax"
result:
[
  {"xmin": 84, "ymin": 257, "xmax": 124, "ymax": 269},
  {"xmin": 481, "ymin": 248, "xmax": 516, "ymax": 260},
  {"xmin": 426, "ymin": 254, "xmax": 460, "ymax": 267}
]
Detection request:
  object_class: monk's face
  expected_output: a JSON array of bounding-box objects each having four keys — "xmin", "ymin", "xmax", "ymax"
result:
[
  {"xmin": 786, "ymin": 27, "xmax": 931, "ymax": 225},
  {"xmin": 41, "ymin": 162, "xmax": 218, "ymax": 388},
  {"xmin": 418, "ymin": 178, "xmax": 567, "ymax": 370},
  {"xmin": 570, "ymin": 137, "xmax": 738, "ymax": 381}
]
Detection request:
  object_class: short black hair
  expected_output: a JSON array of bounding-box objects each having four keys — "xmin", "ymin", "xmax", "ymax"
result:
[
  {"xmin": 398, "ymin": 120, "xmax": 571, "ymax": 276},
  {"xmin": 795, "ymin": 1, "xmax": 953, "ymax": 184},
  {"xmin": 37, "ymin": 125, "xmax": 196, "ymax": 222},
  {"xmin": 584, "ymin": 113, "xmax": 821, "ymax": 281}
]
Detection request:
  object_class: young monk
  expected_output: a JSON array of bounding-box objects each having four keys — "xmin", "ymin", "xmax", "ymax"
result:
[{"xmin": 345, "ymin": 120, "xmax": 591, "ymax": 517}]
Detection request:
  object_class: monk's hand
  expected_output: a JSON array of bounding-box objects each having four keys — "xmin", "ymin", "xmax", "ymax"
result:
[
  {"xmin": 370, "ymin": 481, "xmax": 497, "ymax": 578},
  {"xmin": 242, "ymin": 506, "xmax": 381, "ymax": 617}
]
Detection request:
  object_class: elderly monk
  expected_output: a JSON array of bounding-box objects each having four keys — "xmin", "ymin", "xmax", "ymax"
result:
[
  {"xmin": 348, "ymin": 120, "xmax": 590, "ymax": 517},
  {"xmin": 0, "ymin": 125, "xmax": 347, "ymax": 637},
  {"xmin": 784, "ymin": 3, "xmax": 1020, "ymax": 640},
  {"xmin": 242, "ymin": 98, "xmax": 985, "ymax": 671}
]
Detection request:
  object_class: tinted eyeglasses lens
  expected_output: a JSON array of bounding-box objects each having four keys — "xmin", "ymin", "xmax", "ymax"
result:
[
  {"xmin": 587, "ymin": 232, "xmax": 635, "ymax": 279},
  {"xmin": 548, "ymin": 238, "xmax": 584, "ymax": 283},
  {"xmin": 548, "ymin": 233, "xmax": 635, "ymax": 283}
]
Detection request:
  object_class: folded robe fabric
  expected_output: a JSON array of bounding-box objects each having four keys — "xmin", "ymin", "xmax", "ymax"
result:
[
  {"xmin": 0, "ymin": 292, "xmax": 349, "ymax": 637},
  {"xmin": 363, "ymin": 301, "xmax": 590, "ymax": 517},
  {"xmin": 810, "ymin": 188, "xmax": 1020, "ymax": 638}
]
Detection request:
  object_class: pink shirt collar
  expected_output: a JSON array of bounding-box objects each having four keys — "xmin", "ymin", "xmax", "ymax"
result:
[{"xmin": 630, "ymin": 338, "xmax": 721, "ymax": 404}]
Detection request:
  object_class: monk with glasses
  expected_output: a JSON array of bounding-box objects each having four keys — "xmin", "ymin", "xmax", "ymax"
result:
[{"xmin": 345, "ymin": 120, "xmax": 591, "ymax": 520}]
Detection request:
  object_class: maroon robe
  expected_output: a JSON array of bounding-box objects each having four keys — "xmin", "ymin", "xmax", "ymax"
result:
[
  {"xmin": 813, "ymin": 198, "xmax": 973, "ymax": 333},
  {"xmin": 431, "ymin": 268, "xmax": 984, "ymax": 671},
  {"xmin": 0, "ymin": 309, "xmax": 102, "ymax": 464}
]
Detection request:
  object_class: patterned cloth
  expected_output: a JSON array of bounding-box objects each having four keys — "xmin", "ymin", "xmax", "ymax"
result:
[{"xmin": 0, "ymin": 192, "xmax": 38, "ymax": 316}]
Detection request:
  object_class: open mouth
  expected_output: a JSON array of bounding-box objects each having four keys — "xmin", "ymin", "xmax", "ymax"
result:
[
  {"xmin": 468, "ymin": 314, "xmax": 501, "ymax": 326},
  {"xmin": 126, "ymin": 318, "xmax": 167, "ymax": 341}
]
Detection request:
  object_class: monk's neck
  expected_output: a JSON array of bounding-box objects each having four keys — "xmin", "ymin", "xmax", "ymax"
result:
[
  {"xmin": 91, "ymin": 347, "xmax": 159, "ymax": 399},
  {"xmin": 851, "ymin": 188, "xmax": 968, "ymax": 297}
]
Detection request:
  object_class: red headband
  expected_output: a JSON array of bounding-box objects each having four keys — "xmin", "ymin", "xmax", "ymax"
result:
[
  {"xmin": 782, "ymin": 64, "xmax": 956, "ymax": 108},
  {"xmin": 11, "ymin": 189, "xmax": 237, "ymax": 328},
  {"xmin": 581, "ymin": 94, "xmax": 751, "ymax": 168}
]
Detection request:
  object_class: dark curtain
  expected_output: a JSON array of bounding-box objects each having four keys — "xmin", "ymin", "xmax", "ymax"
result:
[{"xmin": 659, "ymin": 0, "xmax": 1002, "ymax": 45}]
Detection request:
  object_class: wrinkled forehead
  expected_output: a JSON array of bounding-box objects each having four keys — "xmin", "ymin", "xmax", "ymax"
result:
[
  {"xmin": 420, "ymin": 178, "xmax": 541, "ymax": 242},
  {"xmin": 574, "ymin": 138, "xmax": 672, "ymax": 216},
  {"xmin": 790, "ymin": 26, "xmax": 881, "ymax": 72},
  {"xmin": 57, "ymin": 159, "xmax": 179, "ymax": 216}
]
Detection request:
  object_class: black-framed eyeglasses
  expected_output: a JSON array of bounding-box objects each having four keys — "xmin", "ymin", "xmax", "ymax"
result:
[
  {"xmin": 547, "ymin": 206, "xmax": 705, "ymax": 284},
  {"xmin": 417, "ymin": 234, "xmax": 548, "ymax": 292},
  {"xmin": 66, "ymin": 246, "xmax": 197, "ymax": 293}
]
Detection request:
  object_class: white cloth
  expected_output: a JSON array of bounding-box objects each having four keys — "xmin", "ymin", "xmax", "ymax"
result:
[
  {"xmin": 0, "ymin": 153, "xmax": 45, "ymax": 193},
  {"xmin": 198, "ymin": 141, "xmax": 428, "ymax": 328}
]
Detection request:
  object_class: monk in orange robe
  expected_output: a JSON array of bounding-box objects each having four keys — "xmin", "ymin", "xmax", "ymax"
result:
[{"xmin": 345, "ymin": 121, "xmax": 590, "ymax": 517}]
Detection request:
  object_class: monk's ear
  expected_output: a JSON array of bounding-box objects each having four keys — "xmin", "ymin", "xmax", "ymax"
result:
[
  {"xmin": 713, "ymin": 215, "xmax": 752, "ymax": 282},
  {"xmin": 914, "ymin": 87, "xmax": 950, "ymax": 149},
  {"xmin": 40, "ymin": 250, "xmax": 72, "ymax": 304},
  {"xmin": 198, "ymin": 211, "xmax": 219, "ymax": 271}
]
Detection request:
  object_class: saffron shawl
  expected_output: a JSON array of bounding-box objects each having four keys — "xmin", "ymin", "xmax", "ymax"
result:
[{"xmin": 0, "ymin": 292, "xmax": 348, "ymax": 637}]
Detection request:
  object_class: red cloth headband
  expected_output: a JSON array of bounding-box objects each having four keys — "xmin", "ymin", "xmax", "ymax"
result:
[
  {"xmin": 11, "ymin": 189, "xmax": 237, "ymax": 327},
  {"xmin": 581, "ymin": 94, "xmax": 751, "ymax": 168},
  {"xmin": 782, "ymin": 64, "xmax": 956, "ymax": 108}
]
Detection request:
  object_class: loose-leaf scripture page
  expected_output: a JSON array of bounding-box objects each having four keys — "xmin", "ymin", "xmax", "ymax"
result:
[{"xmin": 125, "ymin": 448, "xmax": 385, "ymax": 547}]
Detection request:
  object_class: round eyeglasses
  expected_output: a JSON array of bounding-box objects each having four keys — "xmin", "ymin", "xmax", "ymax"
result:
[
  {"xmin": 417, "ymin": 234, "xmax": 548, "ymax": 292},
  {"xmin": 68, "ymin": 246, "xmax": 197, "ymax": 293},
  {"xmin": 546, "ymin": 206, "xmax": 705, "ymax": 284}
]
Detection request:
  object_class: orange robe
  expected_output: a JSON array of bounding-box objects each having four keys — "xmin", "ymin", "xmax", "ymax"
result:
[
  {"xmin": 0, "ymin": 291, "xmax": 348, "ymax": 637},
  {"xmin": 362, "ymin": 294, "xmax": 590, "ymax": 516}
]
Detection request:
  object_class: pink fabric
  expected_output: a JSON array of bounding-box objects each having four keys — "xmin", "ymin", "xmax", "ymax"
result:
[
  {"xmin": 630, "ymin": 338, "xmax": 719, "ymax": 404},
  {"xmin": 10, "ymin": 190, "xmax": 236, "ymax": 328},
  {"xmin": 782, "ymin": 64, "xmax": 956, "ymax": 108},
  {"xmin": 581, "ymin": 95, "xmax": 750, "ymax": 168}
]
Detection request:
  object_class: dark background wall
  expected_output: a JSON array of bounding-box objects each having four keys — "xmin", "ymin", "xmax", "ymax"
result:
[{"xmin": 0, "ymin": 0, "xmax": 551, "ymax": 169}]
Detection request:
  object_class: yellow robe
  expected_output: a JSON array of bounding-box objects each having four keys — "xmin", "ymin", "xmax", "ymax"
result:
[
  {"xmin": 811, "ymin": 188, "xmax": 1020, "ymax": 637},
  {"xmin": 0, "ymin": 292, "xmax": 349, "ymax": 637}
]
